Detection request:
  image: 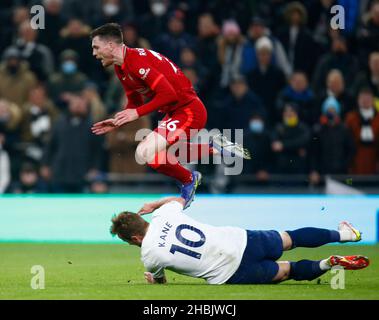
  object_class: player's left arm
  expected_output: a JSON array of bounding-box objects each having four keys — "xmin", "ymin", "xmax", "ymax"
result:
[
  {"xmin": 114, "ymin": 60, "xmax": 178, "ymax": 126},
  {"xmin": 138, "ymin": 197, "xmax": 185, "ymax": 215}
]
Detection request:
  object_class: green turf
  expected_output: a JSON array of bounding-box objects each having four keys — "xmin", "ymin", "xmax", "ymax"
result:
[{"xmin": 0, "ymin": 243, "xmax": 378, "ymax": 300}]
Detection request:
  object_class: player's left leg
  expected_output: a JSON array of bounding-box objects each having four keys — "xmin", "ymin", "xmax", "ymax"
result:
[
  {"xmin": 272, "ymin": 254, "xmax": 370, "ymax": 283},
  {"xmin": 280, "ymin": 221, "xmax": 361, "ymax": 251}
]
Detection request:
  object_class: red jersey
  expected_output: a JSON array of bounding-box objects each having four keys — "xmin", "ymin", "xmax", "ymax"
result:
[{"xmin": 114, "ymin": 46, "xmax": 198, "ymax": 117}]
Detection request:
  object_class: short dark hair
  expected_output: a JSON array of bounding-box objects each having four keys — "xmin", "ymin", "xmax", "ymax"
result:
[
  {"xmin": 90, "ymin": 23, "xmax": 123, "ymax": 44},
  {"xmin": 110, "ymin": 212, "xmax": 148, "ymax": 242}
]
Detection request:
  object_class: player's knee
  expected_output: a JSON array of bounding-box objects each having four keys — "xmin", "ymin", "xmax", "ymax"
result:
[
  {"xmin": 273, "ymin": 261, "xmax": 291, "ymax": 282},
  {"xmin": 280, "ymin": 231, "xmax": 293, "ymax": 251}
]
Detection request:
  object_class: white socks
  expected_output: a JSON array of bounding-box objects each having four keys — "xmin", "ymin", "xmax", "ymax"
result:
[{"xmin": 319, "ymin": 259, "xmax": 332, "ymax": 271}]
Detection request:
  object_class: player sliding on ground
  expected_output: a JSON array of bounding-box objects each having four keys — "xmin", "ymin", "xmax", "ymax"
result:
[
  {"xmin": 90, "ymin": 23, "xmax": 250, "ymax": 209},
  {"xmin": 111, "ymin": 196, "xmax": 369, "ymax": 285}
]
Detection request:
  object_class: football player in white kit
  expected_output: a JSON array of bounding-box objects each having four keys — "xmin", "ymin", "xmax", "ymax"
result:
[{"xmin": 110, "ymin": 196, "xmax": 369, "ymax": 285}]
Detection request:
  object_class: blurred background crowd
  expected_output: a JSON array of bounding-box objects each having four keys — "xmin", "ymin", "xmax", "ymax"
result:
[{"xmin": 0, "ymin": 0, "xmax": 379, "ymax": 194}]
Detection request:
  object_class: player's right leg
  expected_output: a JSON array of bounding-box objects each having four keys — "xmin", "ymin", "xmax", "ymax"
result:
[{"xmin": 279, "ymin": 221, "xmax": 361, "ymax": 251}]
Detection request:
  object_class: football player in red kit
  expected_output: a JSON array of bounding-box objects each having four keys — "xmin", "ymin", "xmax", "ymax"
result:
[{"xmin": 90, "ymin": 23, "xmax": 250, "ymax": 208}]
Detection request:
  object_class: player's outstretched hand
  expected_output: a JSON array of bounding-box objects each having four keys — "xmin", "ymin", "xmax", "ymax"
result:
[
  {"xmin": 91, "ymin": 118, "xmax": 117, "ymax": 135},
  {"xmin": 144, "ymin": 272, "xmax": 156, "ymax": 284},
  {"xmin": 114, "ymin": 108, "xmax": 139, "ymax": 127},
  {"xmin": 138, "ymin": 203, "xmax": 156, "ymax": 215}
]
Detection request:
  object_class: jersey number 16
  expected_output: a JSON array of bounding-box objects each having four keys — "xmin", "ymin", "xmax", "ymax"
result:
[{"xmin": 170, "ymin": 224, "xmax": 206, "ymax": 260}]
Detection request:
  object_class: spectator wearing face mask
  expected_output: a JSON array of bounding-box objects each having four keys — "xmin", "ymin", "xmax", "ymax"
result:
[
  {"xmin": 271, "ymin": 103, "xmax": 310, "ymax": 174},
  {"xmin": 0, "ymin": 47, "xmax": 37, "ymax": 107},
  {"xmin": 93, "ymin": 0, "xmax": 132, "ymax": 27},
  {"xmin": 47, "ymin": 49, "xmax": 88, "ymax": 107},
  {"xmin": 41, "ymin": 93, "xmax": 103, "ymax": 193},
  {"xmin": 309, "ymin": 96, "xmax": 355, "ymax": 185},
  {"xmin": 242, "ymin": 113, "xmax": 272, "ymax": 180},
  {"xmin": 345, "ymin": 88, "xmax": 379, "ymax": 174}
]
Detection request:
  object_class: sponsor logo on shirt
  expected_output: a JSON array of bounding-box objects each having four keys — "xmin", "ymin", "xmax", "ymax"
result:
[{"xmin": 140, "ymin": 68, "xmax": 150, "ymax": 80}]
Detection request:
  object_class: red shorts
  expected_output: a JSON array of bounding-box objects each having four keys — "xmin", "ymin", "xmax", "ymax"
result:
[{"xmin": 154, "ymin": 98, "xmax": 207, "ymax": 145}]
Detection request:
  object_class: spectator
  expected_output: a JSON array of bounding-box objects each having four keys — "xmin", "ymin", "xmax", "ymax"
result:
[
  {"xmin": 104, "ymin": 74, "xmax": 125, "ymax": 115},
  {"xmin": 8, "ymin": 162, "xmax": 48, "ymax": 194},
  {"xmin": 312, "ymin": 35, "xmax": 359, "ymax": 95},
  {"xmin": 60, "ymin": 19, "xmax": 95, "ymax": 78},
  {"xmin": 223, "ymin": 75, "xmax": 265, "ymax": 130},
  {"xmin": 277, "ymin": 1, "xmax": 319, "ymax": 77},
  {"xmin": 271, "ymin": 103, "xmax": 310, "ymax": 174},
  {"xmin": 37, "ymin": 0, "xmax": 67, "ymax": 59},
  {"xmin": 47, "ymin": 49, "xmax": 88, "ymax": 107},
  {"xmin": 14, "ymin": 20, "xmax": 55, "ymax": 81},
  {"xmin": 82, "ymin": 82, "xmax": 107, "ymax": 122},
  {"xmin": 178, "ymin": 47, "xmax": 208, "ymax": 93},
  {"xmin": 317, "ymin": 69, "xmax": 355, "ymax": 119},
  {"xmin": 352, "ymin": 51, "xmax": 379, "ymax": 101},
  {"xmin": 92, "ymin": 0, "xmax": 133, "ymax": 26},
  {"xmin": 0, "ymin": 99, "xmax": 23, "ymax": 142},
  {"xmin": 106, "ymin": 115, "xmax": 151, "ymax": 174},
  {"xmin": 153, "ymin": 10, "xmax": 195, "ymax": 63},
  {"xmin": 217, "ymin": 20, "xmax": 246, "ymax": 89},
  {"xmin": 345, "ymin": 88, "xmax": 379, "ymax": 174},
  {"xmin": 196, "ymin": 13, "xmax": 221, "ymax": 101},
  {"xmin": 138, "ymin": 0, "xmax": 170, "ymax": 41},
  {"xmin": 0, "ymin": 47, "xmax": 37, "ymax": 107},
  {"xmin": 357, "ymin": 0, "xmax": 379, "ymax": 63},
  {"xmin": 41, "ymin": 94, "xmax": 103, "ymax": 193},
  {"xmin": 243, "ymin": 112, "xmax": 272, "ymax": 180},
  {"xmin": 20, "ymin": 85, "xmax": 59, "ymax": 163},
  {"xmin": 247, "ymin": 36, "xmax": 287, "ymax": 126},
  {"xmin": 0, "ymin": 98, "xmax": 23, "ymax": 176},
  {"xmin": 122, "ymin": 22, "xmax": 151, "ymax": 49},
  {"xmin": 309, "ymin": 96, "xmax": 355, "ymax": 185},
  {"xmin": 277, "ymin": 72, "xmax": 316, "ymax": 126},
  {"xmin": 196, "ymin": 13, "xmax": 220, "ymax": 72},
  {"xmin": 0, "ymin": 133, "xmax": 11, "ymax": 194},
  {"xmin": 241, "ymin": 16, "xmax": 291, "ymax": 77}
]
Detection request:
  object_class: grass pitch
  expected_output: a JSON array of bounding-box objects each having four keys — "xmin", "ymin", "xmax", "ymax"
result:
[{"xmin": 0, "ymin": 243, "xmax": 378, "ymax": 300}]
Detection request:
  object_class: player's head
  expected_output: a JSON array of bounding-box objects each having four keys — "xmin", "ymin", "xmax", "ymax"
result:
[
  {"xmin": 90, "ymin": 23, "xmax": 123, "ymax": 67},
  {"xmin": 110, "ymin": 212, "xmax": 148, "ymax": 247}
]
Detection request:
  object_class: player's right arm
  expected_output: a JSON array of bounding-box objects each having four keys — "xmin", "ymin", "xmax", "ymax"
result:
[
  {"xmin": 138, "ymin": 197, "xmax": 185, "ymax": 215},
  {"xmin": 144, "ymin": 272, "xmax": 167, "ymax": 284}
]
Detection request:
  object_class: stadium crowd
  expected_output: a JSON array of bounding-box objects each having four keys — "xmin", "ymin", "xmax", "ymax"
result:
[{"xmin": 0, "ymin": 0, "xmax": 379, "ymax": 194}]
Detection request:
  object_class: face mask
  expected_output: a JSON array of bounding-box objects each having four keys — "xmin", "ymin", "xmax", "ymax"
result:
[
  {"xmin": 103, "ymin": 4, "xmax": 119, "ymax": 16},
  {"xmin": 284, "ymin": 116, "xmax": 298, "ymax": 127},
  {"xmin": 151, "ymin": 3, "xmax": 166, "ymax": 16},
  {"xmin": 61, "ymin": 61, "xmax": 77, "ymax": 74},
  {"xmin": 249, "ymin": 120, "xmax": 264, "ymax": 133}
]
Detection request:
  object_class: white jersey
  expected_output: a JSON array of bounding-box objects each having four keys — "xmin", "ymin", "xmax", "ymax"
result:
[{"xmin": 140, "ymin": 201, "xmax": 247, "ymax": 284}]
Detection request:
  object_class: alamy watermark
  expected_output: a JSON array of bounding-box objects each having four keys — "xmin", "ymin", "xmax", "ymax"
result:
[
  {"xmin": 330, "ymin": 5, "xmax": 345, "ymax": 30},
  {"xmin": 31, "ymin": 265, "xmax": 45, "ymax": 289},
  {"xmin": 330, "ymin": 266, "xmax": 345, "ymax": 290},
  {"xmin": 134, "ymin": 127, "xmax": 245, "ymax": 176},
  {"xmin": 30, "ymin": 5, "xmax": 45, "ymax": 30}
]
